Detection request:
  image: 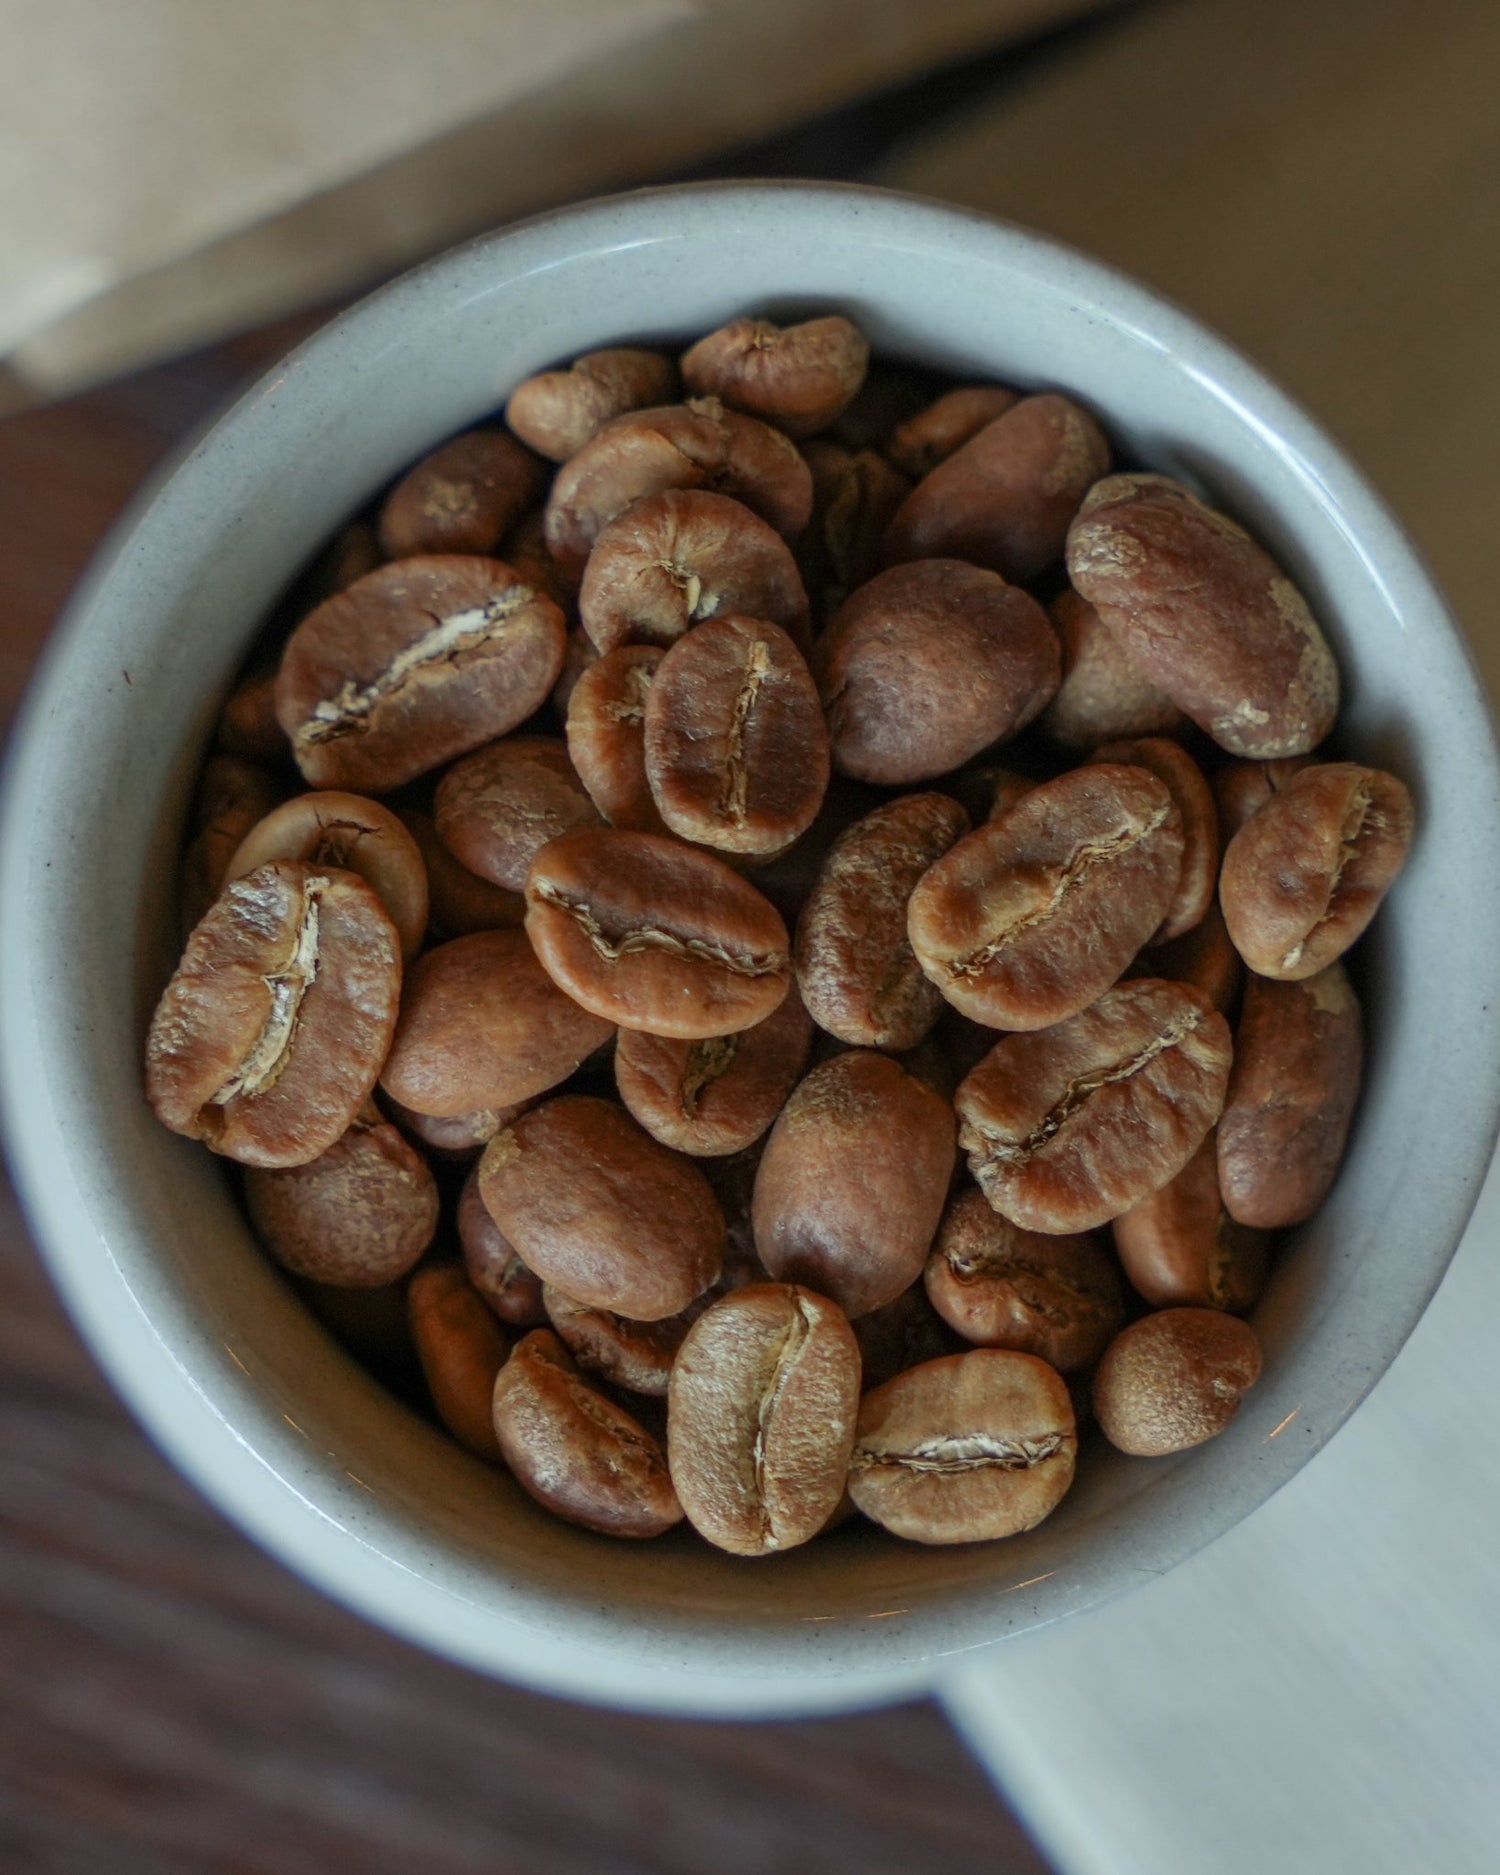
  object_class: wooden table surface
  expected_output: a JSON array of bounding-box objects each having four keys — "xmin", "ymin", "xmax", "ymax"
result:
[{"xmin": 0, "ymin": 321, "xmax": 1054, "ymax": 1873}]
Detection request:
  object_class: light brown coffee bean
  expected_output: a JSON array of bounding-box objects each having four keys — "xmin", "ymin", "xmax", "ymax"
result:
[
  {"xmin": 667, "ymin": 1283, "xmax": 861, "ymax": 1555},
  {"xmin": 384, "ymin": 1091, "xmax": 527, "ymax": 1160},
  {"xmin": 216, "ymin": 671, "xmax": 288, "ymax": 764},
  {"xmin": 564, "ymin": 644, "xmax": 669, "ymax": 835},
  {"xmin": 227, "ymin": 790, "xmax": 429, "ymax": 958},
  {"xmin": 644, "ymin": 615, "xmax": 828, "ymax": 858},
  {"xmin": 147, "ymin": 861, "xmax": 401, "ymax": 1168},
  {"xmin": 505, "ymin": 348, "xmax": 679, "ymax": 462},
  {"xmin": 798, "ymin": 441, "xmax": 912, "ymax": 613},
  {"xmin": 851, "ymin": 1283, "xmax": 958, "ymax": 1394},
  {"xmin": 1093, "ymin": 1308, "xmax": 1262, "ymax": 1456},
  {"xmin": 180, "ymin": 754, "xmax": 283, "ymax": 931},
  {"xmin": 819, "ymin": 560, "xmax": 1060, "ymax": 786},
  {"xmin": 1211, "ymin": 756, "xmax": 1312, "ymax": 838},
  {"xmin": 524, "ymin": 829, "xmax": 791, "ymax": 1039},
  {"xmin": 1041, "ymin": 587, "xmax": 1185, "ymax": 750},
  {"xmin": 1066, "ymin": 473, "xmax": 1340, "ymax": 758},
  {"xmin": 377, "ymin": 428, "xmax": 543, "ymax": 559},
  {"xmin": 578, "ymin": 489, "xmax": 810, "ymax": 655},
  {"xmin": 434, "ymin": 736, "xmax": 603, "ymax": 894},
  {"xmin": 408, "ymin": 1265, "xmax": 511, "ymax": 1460},
  {"xmin": 1112, "ymin": 1135, "xmax": 1269, "ymax": 1311},
  {"xmin": 924, "ymin": 1188, "xmax": 1124, "ymax": 1372},
  {"xmin": 381, "ymin": 929, "xmax": 613, "ymax": 1119},
  {"xmin": 1092, "ymin": 736, "xmax": 1217, "ymax": 942},
  {"xmin": 614, "ymin": 985, "xmax": 813, "ymax": 1156},
  {"xmin": 908, "ymin": 765, "xmax": 1184, "ymax": 1031},
  {"xmin": 955, "ymin": 978, "xmax": 1232, "ymax": 1233},
  {"xmin": 752, "ymin": 1050, "xmax": 955, "ymax": 1318},
  {"xmin": 795, "ymin": 792, "xmax": 970, "ymax": 1050},
  {"xmin": 885, "ymin": 393, "xmax": 1110, "ymax": 584},
  {"xmin": 681, "ymin": 315, "xmax": 869, "ymax": 439},
  {"xmin": 492, "ymin": 1329, "xmax": 682, "ymax": 1537},
  {"xmin": 244, "ymin": 1114, "xmax": 438, "ymax": 1287},
  {"xmin": 543, "ymin": 1286, "xmax": 697, "ymax": 1396},
  {"xmin": 276, "ymin": 556, "xmax": 567, "ymax": 792},
  {"xmin": 1219, "ymin": 762, "xmax": 1414, "ymax": 979},
  {"xmin": 396, "ymin": 808, "xmax": 525, "ymax": 937},
  {"xmin": 544, "ymin": 399, "xmax": 814, "ymax": 576},
  {"xmin": 1217, "ymin": 964, "xmax": 1362, "ymax": 1228},
  {"xmin": 1129, "ymin": 896, "xmax": 1243, "ymax": 1015},
  {"xmin": 886, "ymin": 385, "xmax": 1021, "ymax": 480},
  {"xmin": 477, "ymin": 1096, "xmax": 723, "ymax": 1320},
  {"xmin": 848, "ymin": 1349, "xmax": 1077, "ymax": 1544},
  {"xmin": 457, "ymin": 1163, "xmax": 547, "ymax": 1326}
]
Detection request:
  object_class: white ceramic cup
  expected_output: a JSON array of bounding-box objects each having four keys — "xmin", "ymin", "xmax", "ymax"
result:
[{"xmin": 3, "ymin": 182, "xmax": 1498, "ymax": 1718}]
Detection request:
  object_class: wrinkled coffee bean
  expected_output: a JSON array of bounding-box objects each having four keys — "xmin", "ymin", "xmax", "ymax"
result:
[
  {"xmin": 385, "ymin": 1091, "xmax": 520, "ymax": 1160},
  {"xmin": 820, "ymin": 560, "xmax": 1060, "ymax": 785},
  {"xmin": 925, "ymin": 1188, "xmax": 1124, "ymax": 1372},
  {"xmin": 457, "ymin": 1163, "xmax": 547, "ymax": 1325},
  {"xmin": 886, "ymin": 385, "xmax": 1020, "ymax": 480},
  {"xmin": 955, "ymin": 978, "xmax": 1232, "ymax": 1233},
  {"xmin": 407, "ymin": 1264, "xmax": 511, "ymax": 1460},
  {"xmin": 524, "ymin": 828, "xmax": 791, "ymax": 1039},
  {"xmin": 216, "ymin": 671, "xmax": 288, "ymax": 764},
  {"xmin": 505, "ymin": 348, "xmax": 678, "ymax": 461},
  {"xmin": 1212, "ymin": 756, "xmax": 1312, "ymax": 838},
  {"xmin": 544, "ymin": 1286, "xmax": 696, "ymax": 1396},
  {"xmin": 1129, "ymin": 897, "xmax": 1242, "ymax": 1015},
  {"xmin": 277, "ymin": 556, "xmax": 567, "ymax": 791},
  {"xmin": 1217, "ymin": 963, "xmax": 1363, "ymax": 1228},
  {"xmin": 147, "ymin": 861, "xmax": 402, "ymax": 1168},
  {"xmin": 397, "ymin": 808, "xmax": 525, "ymax": 936},
  {"xmin": 435, "ymin": 736, "xmax": 603, "ymax": 893},
  {"xmin": 851, "ymin": 1283, "xmax": 958, "ymax": 1393},
  {"xmin": 752, "ymin": 1050, "xmax": 955, "ymax": 1318},
  {"xmin": 668, "ymin": 1283, "xmax": 861, "ymax": 1555},
  {"xmin": 799, "ymin": 441, "xmax": 911, "ymax": 612},
  {"xmin": 1041, "ymin": 587, "xmax": 1185, "ymax": 750},
  {"xmin": 1112, "ymin": 1135, "xmax": 1268, "ymax": 1311},
  {"xmin": 1219, "ymin": 762, "xmax": 1414, "ymax": 979},
  {"xmin": 1066, "ymin": 473, "xmax": 1340, "ymax": 758},
  {"xmin": 378, "ymin": 427, "xmax": 543, "ymax": 559},
  {"xmin": 1093, "ymin": 1307, "xmax": 1262, "ymax": 1456},
  {"xmin": 180, "ymin": 753, "xmax": 283, "ymax": 931},
  {"xmin": 849, "ymin": 1349, "xmax": 1077, "ymax": 1544},
  {"xmin": 796, "ymin": 792, "xmax": 970, "ymax": 1050},
  {"xmin": 680, "ymin": 315, "xmax": 869, "ymax": 438},
  {"xmin": 908, "ymin": 764, "xmax": 1184, "ymax": 1031},
  {"xmin": 477, "ymin": 1096, "xmax": 724, "ymax": 1320},
  {"xmin": 1091, "ymin": 736, "xmax": 1217, "ymax": 942},
  {"xmin": 564, "ymin": 644, "xmax": 669, "ymax": 835}
]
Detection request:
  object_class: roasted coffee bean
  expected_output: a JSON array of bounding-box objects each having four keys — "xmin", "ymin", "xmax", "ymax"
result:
[
  {"xmin": 407, "ymin": 1264, "xmax": 511, "ymax": 1460},
  {"xmin": 524, "ymin": 828, "xmax": 791, "ymax": 1039},
  {"xmin": 397, "ymin": 808, "xmax": 525, "ymax": 936},
  {"xmin": 501, "ymin": 506, "xmax": 581, "ymax": 610},
  {"xmin": 378, "ymin": 428, "xmax": 543, "ymax": 559},
  {"xmin": 457, "ymin": 1163, "xmax": 547, "ymax": 1325},
  {"xmin": 1093, "ymin": 1308, "xmax": 1262, "ymax": 1456},
  {"xmin": 492, "ymin": 1329, "xmax": 682, "ymax": 1537},
  {"xmin": 1212, "ymin": 756, "xmax": 1312, "ymax": 838},
  {"xmin": 886, "ymin": 385, "xmax": 1020, "ymax": 480},
  {"xmin": 614, "ymin": 987, "xmax": 812, "ymax": 1156},
  {"xmin": 1112, "ymin": 1135, "xmax": 1269, "ymax": 1311},
  {"xmin": 908, "ymin": 765, "xmax": 1184, "ymax": 1031},
  {"xmin": 435, "ymin": 736, "xmax": 603, "ymax": 893},
  {"xmin": 147, "ymin": 861, "xmax": 401, "ymax": 1168},
  {"xmin": 848, "ymin": 1349, "xmax": 1077, "ymax": 1544},
  {"xmin": 681, "ymin": 315, "xmax": 869, "ymax": 438},
  {"xmin": 296, "ymin": 1275, "xmax": 420, "ymax": 1396},
  {"xmin": 799, "ymin": 441, "xmax": 912, "ymax": 612},
  {"xmin": 1091, "ymin": 736, "xmax": 1217, "ymax": 942},
  {"xmin": 477, "ymin": 1096, "xmax": 723, "ymax": 1320},
  {"xmin": 955, "ymin": 978, "xmax": 1232, "ymax": 1233},
  {"xmin": 550, "ymin": 625, "xmax": 598, "ymax": 718},
  {"xmin": 924, "ymin": 1188, "xmax": 1124, "ymax": 1371},
  {"xmin": 578, "ymin": 489, "xmax": 810, "ymax": 654},
  {"xmin": 819, "ymin": 560, "xmax": 1059, "ymax": 786},
  {"xmin": 885, "ymin": 393, "xmax": 1110, "ymax": 584},
  {"xmin": 384, "ymin": 1091, "xmax": 526, "ymax": 1160},
  {"xmin": 244, "ymin": 1113, "xmax": 437, "ymax": 1287},
  {"xmin": 851, "ymin": 1283, "xmax": 958, "ymax": 1393},
  {"xmin": 505, "ymin": 348, "xmax": 678, "ymax": 461},
  {"xmin": 795, "ymin": 792, "xmax": 970, "ymax": 1050},
  {"xmin": 644, "ymin": 615, "xmax": 828, "ymax": 857},
  {"xmin": 564, "ymin": 644, "xmax": 669, "ymax": 834},
  {"xmin": 544, "ymin": 1286, "xmax": 696, "ymax": 1396},
  {"xmin": 544, "ymin": 399, "xmax": 814, "ymax": 575},
  {"xmin": 180, "ymin": 754, "xmax": 282, "ymax": 931},
  {"xmin": 752, "ymin": 1050, "xmax": 955, "ymax": 1318},
  {"xmin": 668, "ymin": 1283, "xmax": 861, "ymax": 1555},
  {"xmin": 1066, "ymin": 473, "xmax": 1340, "ymax": 758},
  {"xmin": 216, "ymin": 672, "xmax": 288, "ymax": 764},
  {"xmin": 228, "ymin": 790, "xmax": 429, "ymax": 958},
  {"xmin": 985, "ymin": 770, "xmax": 1039, "ymax": 821},
  {"xmin": 1217, "ymin": 964, "xmax": 1362, "ymax": 1228},
  {"xmin": 1129, "ymin": 896, "xmax": 1242, "ymax": 1015},
  {"xmin": 1219, "ymin": 762, "xmax": 1414, "ymax": 979},
  {"xmin": 742, "ymin": 772, "xmax": 884, "ymax": 925},
  {"xmin": 1041, "ymin": 587, "xmax": 1185, "ymax": 750}
]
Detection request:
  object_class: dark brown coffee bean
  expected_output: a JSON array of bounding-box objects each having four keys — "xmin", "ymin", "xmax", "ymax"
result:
[
  {"xmin": 407, "ymin": 1265, "xmax": 511, "ymax": 1460},
  {"xmin": 397, "ymin": 808, "xmax": 525, "ymax": 937},
  {"xmin": 668, "ymin": 1283, "xmax": 861, "ymax": 1555},
  {"xmin": 752, "ymin": 1051, "xmax": 955, "ymax": 1318},
  {"xmin": 543, "ymin": 1286, "xmax": 696, "ymax": 1396},
  {"xmin": 644, "ymin": 615, "xmax": 828, "ymax": 858},
  {"xmin": 699, "ymin": 1145, "xmax": 773, "ymax": 1292},
  {"xmin": 276, "ymin": 556, "xmax": 567, "ymax": 792},
  {"xmin": 1093, "ymin": 1308, "xmax": 1262, "ymax": 1456},
  {"xmin": 505, "ymin": 349, "xmax": 678, "ymax": 461},
  {"xmin": 296, "ymin": 1275, "xmax": 420, "ymax": 1395},
  {"xmin": 524, "ymin": 829, "xmax": 791, "ymax": 1039},
  {"xmin": 457, "ymin": 1163, "xmax": 547, "ymax": 1326},
  {"xmin": 564, "ymin": 644, "xmax": 669, "ymax": 835},
  {"xmin": 849, "ymin": 1349, "xmax": 1077, "ymax": 1544},
  {"xmin": 147, "ymin": 862, "xmax": 401, "ymax": 1169},
  {"xmin": 984, "ymin": 770, "xmax": 1040, "ymax": 821},
  {"xmin": 1217, "ymin": 964, "xmax": 1362, "ymax": 1228},
  {"xmin": 851, "ymin": 1283, "xmax": 958, "ymax": 1393},
  {"xmin": 798, "ymin": 441, "xmax": 912, "ymax": 613},
  {"xmin": 549, "ymin": 625, "xmax": 598, "ymax": 718},
  {"xmin": 681, "ymin": 315, "xmax": 869, "ymax": 438},
  {"xmin": 819, "ymin": 560, "xmax": 1060, "ymax": 786},
  {"xmin": 1211, "ymin": 756, "xmax": 1313, "ymax": 838},
  {"xmin": 955, "ymin": 979, "xmax": 1232, "ymax": 1233},
  {"xmin": 742, "ymin": 773, "xmax": 884, "ymax": 925},
  {"xmin": 924, "ymin": 1188, "xmax": 1124, "ymax": 1372},
  {"xmin": 1129, "ymin": 896, "xmax": 1243, "ymax": 1015},
  {"xmin": 378, "ymin": 428, "xmax": 543, "ymax": 559},
  {"xmin": 380, "ymin": 929, "xmax": 613, "ymax": 1118},
  {"xmin": 795, "ymin": 792, "xmax": 970, "ymax": 1050},
  {"xmin": 492, "ymin": 1329, "xmax": 682, "ymax": 1537},
  {"xmin": 384, "ymin": 1092, "xmax": 526, "ymax": 1161},
  {"xmin": 1092, "ymin": 736, "xmax": 1217, "ymax": 942},
  {"xmin": 216, "ymin": 672, "xmax": 288, "ymax": 764},
  {"xmin": 1066, "ymin": 473, "xmax": 1339, "ymax": 758},
  {"xmin": 1112, "ymin": 1135, "xmax": 1269, "ymax": 1311},
  {"xmin": 886, "ymin": 385, "xmax": 1020, "ymax": 480},
  {"xmin": 434, "ymin": 736, "xmax": 603, "ymax": 894},
  {"xmin": 908, "ymin": 765, "xmax": 1184, "ymax": 1031},
  {"xmin": 180, "ymin": 754, "xmax": 283, "ymax": 931},
  {"xmin": 1041, "ymin": 587, "xmax": 1185, "ymax": 750},
  {"xmin": 501, "ymin": 506, "xmax": 581, "ymax": 610},
  {"xmin": 1219, "ymin": 762, "xmax": 1414, "ymax": 979},
  {"xmin": 477, "ymin": 1096, "xmax": 723, "ymax": 1320}
]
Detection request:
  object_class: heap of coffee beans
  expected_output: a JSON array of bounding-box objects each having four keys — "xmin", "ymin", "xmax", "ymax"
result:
[{"xmin": 146, "ymin": 313, "xmax": 1414, "ymax": 1552}]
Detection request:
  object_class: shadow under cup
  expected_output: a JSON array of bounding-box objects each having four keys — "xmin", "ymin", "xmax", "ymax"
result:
[{"xmin": 3, "ymin": 183, "xmax": 1498, "ymax": 1717}]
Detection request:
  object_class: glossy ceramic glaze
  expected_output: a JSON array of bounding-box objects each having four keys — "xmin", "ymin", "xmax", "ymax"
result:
[{"xmin": 3, "ymin": 183, "xmax": 1497, "ymax": 1716}]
